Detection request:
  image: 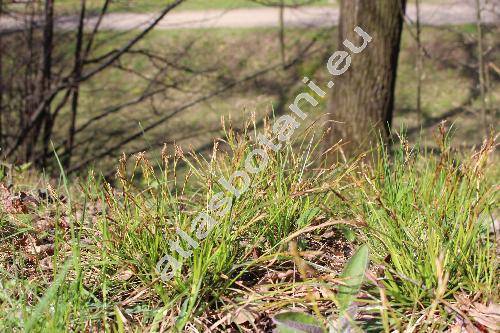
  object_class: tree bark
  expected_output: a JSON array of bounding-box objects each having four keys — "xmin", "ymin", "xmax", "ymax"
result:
[{"xmin": 325, "ymin": 0, "xmax": 406, "ymax": 157}]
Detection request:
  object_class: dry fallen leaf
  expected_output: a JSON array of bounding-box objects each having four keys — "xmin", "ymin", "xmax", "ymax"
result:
[
  {"xmin": 454, "ymin": 293, "xmax": 500, "ymax": 332},
  {"xmin": 468, "ymin": 302, "xmax": 500, "ymax": 331},
  {"xmin": 114, "ymin": 269, "xmax": 134, "ymax": 281},
  {"xmin": 1, "ymin": 183, "xmax": 25, "ymax": 213},
  {"xmin": 34, "ymin": 218, "xmax": 54, "ymax": 233},
  {"xmin": 231, "ymin": 307, "xmax": 257, "ymax": 325},
  {"xmin": 39, "ymin": 256, "xmax": 54, "ymax": 271}
]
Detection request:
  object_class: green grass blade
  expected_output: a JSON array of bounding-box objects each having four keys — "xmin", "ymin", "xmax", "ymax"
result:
[{"xmin": 337, "ymin": 244, "xmax": 369, "ymax": 313}]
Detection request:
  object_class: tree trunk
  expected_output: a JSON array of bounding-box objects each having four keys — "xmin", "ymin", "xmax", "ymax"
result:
[
  {"xmin": 40, "ymin": 0, "xmax": 54, "ymax": 167},
  {"xmin": 325, "ymin": 0, "xmax": 406, "ymax": 157}
]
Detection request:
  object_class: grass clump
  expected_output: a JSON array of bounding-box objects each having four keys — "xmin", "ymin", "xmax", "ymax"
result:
[
  {"xmin": 355, "ymin": 128, "xmax": 498, "ymax": 329},
  {"xmin": 0, "ymin": 125, "xmax": 498, "ymax": 331},
  {"xmin": 80, "ymin": 123, "xmax": 355, "ymax": 330}
]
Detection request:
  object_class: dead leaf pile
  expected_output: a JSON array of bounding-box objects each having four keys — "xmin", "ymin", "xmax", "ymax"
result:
[{"xmin": 448, "ymin": 294, "xmax": 500, "ymax": 332}]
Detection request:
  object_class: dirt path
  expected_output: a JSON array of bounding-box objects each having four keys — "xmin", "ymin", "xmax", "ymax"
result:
[{"xmin": 1, "ymin": 2, "xmax": 498, "ymax": 32}]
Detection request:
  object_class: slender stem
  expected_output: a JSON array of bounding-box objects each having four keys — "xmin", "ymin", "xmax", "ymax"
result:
[
  {"xmin": 0, "ymin": 0, "xmax": 3, "ymax": 149},
  {"xmin": 475, "ymin": 0, "xmax": 488, "ymax": 136},
  {"xmin": 415, "ymin": 0, "xmax": 423, "ymax": 126},
  {"xmin": 279, "ymin": 0, "xmax": 286, "ymax": 68}
]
